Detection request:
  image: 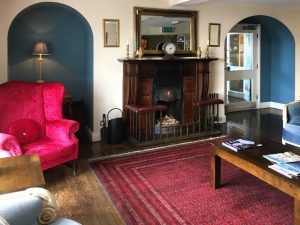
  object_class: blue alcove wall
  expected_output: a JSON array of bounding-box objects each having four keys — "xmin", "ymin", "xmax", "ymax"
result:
[
  {"xmin": 241, "ymin": 16, "xmax": 295, "ymax": 104},
  {"xmin": 8, "ymin": 2, "xmax": 94, "ymax": 130}
]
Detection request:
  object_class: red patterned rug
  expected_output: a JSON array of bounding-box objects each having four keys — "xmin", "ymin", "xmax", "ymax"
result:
[{"xmin": 90, "ymin": 138, "xmax": 293, "ymax": 225}]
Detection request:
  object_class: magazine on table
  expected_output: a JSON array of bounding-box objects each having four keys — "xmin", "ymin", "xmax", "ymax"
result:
[
  {"xmin": 264, "ymin": 151, "xmax": 300, "ymax": 178},
  {"xmin": 268, "ymin": 162, "xmax": 300, "ymax": 178},
  {"xmin": 222, "ymin": 139, "xmax": 255, "ymax": 152},
  {"xmin": 268, "ymin": 164, "xmax": 295, "ymax": 179},
  {"xmin": 263, "ymin": 152, "xmax": 300, "ymax": 164}
]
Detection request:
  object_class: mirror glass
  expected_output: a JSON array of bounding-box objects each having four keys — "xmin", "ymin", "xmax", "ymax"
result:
[
  {"xmin": 104, "ymin": 19, "xmax": 119, "ymax": 47},
  {"xmin": 209, "ymin": 23, "xmax": 221, "ymax": 47},
  {"xmin": 134, "ymin": 7, "xmax": 197, "ymax": 56}
]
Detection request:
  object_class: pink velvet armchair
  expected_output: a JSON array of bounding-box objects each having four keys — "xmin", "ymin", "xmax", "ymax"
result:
[{"xmin": 0, "ymin": 81, "xmax": 80, "ymax": 175}]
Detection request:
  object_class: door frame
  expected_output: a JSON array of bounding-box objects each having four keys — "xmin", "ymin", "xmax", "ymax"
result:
[{"xmin": 224, "ymin": 24, "xmax": 261, "ymax": 112}]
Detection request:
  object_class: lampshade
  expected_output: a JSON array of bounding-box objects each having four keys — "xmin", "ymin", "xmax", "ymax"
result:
[{"xmin": 32, "ymin": 42, "xmax": 50, "ymax": 55}]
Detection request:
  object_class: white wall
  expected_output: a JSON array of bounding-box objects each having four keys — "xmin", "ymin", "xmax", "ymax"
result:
[{"xmin": 0, "ymin": 0, "xmax": 299, "ymax": 141}]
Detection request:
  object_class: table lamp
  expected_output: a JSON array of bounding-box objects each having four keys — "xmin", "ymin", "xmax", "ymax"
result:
[{"xmin": 32, "ymin": 41, "xmax": 50, "ymax": 83}]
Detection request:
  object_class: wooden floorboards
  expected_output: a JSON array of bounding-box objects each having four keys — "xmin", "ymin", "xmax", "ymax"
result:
[
  {"xmin": 44, "ymin": 159, "xmax": 125, "ymax": 225},
  {"xmin": 43, "ymin": 108, "xmax": 283, "ymax": 225}
]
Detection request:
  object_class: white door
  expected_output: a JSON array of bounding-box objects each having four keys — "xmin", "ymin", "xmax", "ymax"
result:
[{"xmin": 225, "ymin": 24, "xmax": 260, "ymax": 112}]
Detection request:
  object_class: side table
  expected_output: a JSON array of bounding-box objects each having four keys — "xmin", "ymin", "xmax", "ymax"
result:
[{"xmin": 0, "ymin": 154, "xmax": 45, "ymax": 194}]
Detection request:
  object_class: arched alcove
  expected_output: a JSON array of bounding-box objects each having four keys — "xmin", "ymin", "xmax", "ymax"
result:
[
  {"xmin": 8, "ymin": 2, "xmax": 94, "ymax": 130},
  {"xmin": 225, "ymin": 15, "xmax": 295, "ymax": 112},
  {"xmin": 225, "ymin": 15, "xmax": 295, "ymax": 108}
]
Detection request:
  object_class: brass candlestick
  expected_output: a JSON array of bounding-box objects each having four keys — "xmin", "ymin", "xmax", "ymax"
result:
[
  {"xmin": 205, "ymin": 45, "xmax": 209, "ymax": 59},
  {"xmin": 125, "ymin": 44, "xmax": 130, "ymax": 60},
  {"xmin": 196, "ymin": 47, "xmax": 202, "ymax": 58},
  {"xmin": 138, "ymin": 47, "xmax": 143, "ymax": 59}
]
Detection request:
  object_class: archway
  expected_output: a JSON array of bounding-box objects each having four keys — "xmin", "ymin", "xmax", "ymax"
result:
[
  {"xmin": 8, "ymin": 2, "xmax": 94, "ymax": 131},
  {"xmin": 225, "ymin": 15, "xmax": 295, "ymax": 111}
]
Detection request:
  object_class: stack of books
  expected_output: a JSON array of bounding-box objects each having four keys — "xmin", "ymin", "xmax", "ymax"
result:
[
  {"xmin": 263, "ymin": 152, "xmax": 300, "ymax": 178},
  {"xmin": 222, "ymin": 139, "xmax": 255, "ymax": 152}
]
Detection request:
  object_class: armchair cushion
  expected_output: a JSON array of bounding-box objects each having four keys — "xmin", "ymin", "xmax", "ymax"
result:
[
  {"xmin": 8, "ymin": 119, "xmax": 41, "ymax": 145},
  {"xmin": 289, "ymin": 116, "xmax": 300, "ymax": 126},
  {"xmin": 23, "ymin": 137, "xmax": 76, "ymax": 170}
]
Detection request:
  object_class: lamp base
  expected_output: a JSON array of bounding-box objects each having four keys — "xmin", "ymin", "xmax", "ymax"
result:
[{"xmin": 36, "ymin": 79, "xmax": 45, "ymax": 83}]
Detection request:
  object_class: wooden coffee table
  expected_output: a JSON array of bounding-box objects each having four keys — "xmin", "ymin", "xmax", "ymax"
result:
[
  {"xmin": 0, "ymin": 154, "xmax": 45, "ymax": 193},
  {"xmin": 211, "ymin": 140, "xmax": 300, "ymax": 225}
]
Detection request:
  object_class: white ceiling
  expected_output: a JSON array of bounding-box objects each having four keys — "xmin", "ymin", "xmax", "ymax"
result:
[{"xmin": 171, "ymin": 0, "xmax": 300, "ymax": 8}]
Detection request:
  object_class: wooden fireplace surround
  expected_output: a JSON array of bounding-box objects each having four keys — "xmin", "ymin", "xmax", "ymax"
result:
[{"xmin": 119, "ymin": 57, "xmax": 218, "ymax": 123}]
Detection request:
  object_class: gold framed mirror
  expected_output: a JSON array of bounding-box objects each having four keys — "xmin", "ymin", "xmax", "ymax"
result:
[
  {"xmin": 104, "ymin": 19, "xmax": 120, "ymax": 47},
  {"xmin": 134, "ymin": 7, "xmax": 197, "ymax": 56},
  {"xmin": 209, "ymin": 23, "xmax": 220, "ymax": 47}
]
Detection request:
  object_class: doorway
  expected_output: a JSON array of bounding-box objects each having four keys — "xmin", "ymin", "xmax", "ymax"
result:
[{"xmin": 225, "ymin": 24, "xmax": 260, "ymax": 112}]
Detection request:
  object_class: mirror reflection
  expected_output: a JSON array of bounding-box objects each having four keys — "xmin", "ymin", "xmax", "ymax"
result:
[
  {"xmin": 226, "ymin": 79, "xmax": 252, "ymax": 103},
  {"xmin": 134, "ymin": 7, "xmax": 197, "ymax": 55},
  {"xmin": 141, "ymin": 15, "xmax": 191, "ymax": 51}
]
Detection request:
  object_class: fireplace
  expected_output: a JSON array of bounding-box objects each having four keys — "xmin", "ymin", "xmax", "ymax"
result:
[{"xmin": 119, "ymin": 57, "xmax": 220, "ymax": 146}]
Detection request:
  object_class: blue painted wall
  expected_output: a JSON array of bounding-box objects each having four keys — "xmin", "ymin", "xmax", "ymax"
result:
[
  {"xmin": 241, "ymin": 16, "xmax": 295, "ymax": 104},
  {"xmin": 8, "ymin": 2, "xmax": 94, "ymax": 129}
]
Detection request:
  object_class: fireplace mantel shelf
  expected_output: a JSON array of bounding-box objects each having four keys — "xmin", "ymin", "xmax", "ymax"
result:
[{"xmin": 118, "ymin": 57, "xmax": 218, "ymax": 63}]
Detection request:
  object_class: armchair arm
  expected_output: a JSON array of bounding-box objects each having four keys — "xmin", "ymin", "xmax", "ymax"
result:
[
  {"xmin": 0, "ymin": 188, "xmax": 57, "ymax": 225},
  {"xmin": 283, "ymin": 100, "xmax": 300, "ymax": 128},
  {"xmin": 46, "ymin": 119, "xmax": 80, "ymax": 144},
  {"xmin": 0, "ymin": 133, "xmax": 22, "ymax": 156},
  {"xmin": 283, "ymin": 104, "xmax": 288, "ymax": 128}
]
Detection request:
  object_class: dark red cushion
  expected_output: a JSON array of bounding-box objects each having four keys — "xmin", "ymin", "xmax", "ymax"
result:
[{"xmin": 9, "ymin": 119, "xmax": 41, "ymax": 145}]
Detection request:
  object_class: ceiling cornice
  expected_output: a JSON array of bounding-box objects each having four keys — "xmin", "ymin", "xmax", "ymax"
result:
[{"xmin": 170, "ymin": 0, "xmax": 210, "ymax": 6}]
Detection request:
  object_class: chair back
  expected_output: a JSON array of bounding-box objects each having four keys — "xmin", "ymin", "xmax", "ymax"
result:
[{"xmin": 0, "ymin": 81, "xmax": 64, "ymax": 136}]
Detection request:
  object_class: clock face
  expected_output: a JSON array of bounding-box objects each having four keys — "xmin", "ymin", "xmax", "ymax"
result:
[{"xmin": 163, "ymin": 42, "xmax": 176, "ymax": 55}]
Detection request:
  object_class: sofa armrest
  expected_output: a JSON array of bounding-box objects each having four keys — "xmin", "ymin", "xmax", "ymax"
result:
[
  {"xmin": 46, "ymin": 119, "xmax": 80, "ymax": 144},
  {"xmin": 283, "ymin": 104, "xmax": 288, "ymax": 128},
  {"xmin": 0, "ymin": 188, "xmax": 57, "ymax": 225},
  {"xmin": 0, "ymin": 133, "xmax": 22, "ymax": 156},
  {"xmin": 283, "ymin": 100, "xmax": 300, "ymax": 128},
  {"xmin": 26, "ymin": 188, "xmax": 57, "ymax": 225}
]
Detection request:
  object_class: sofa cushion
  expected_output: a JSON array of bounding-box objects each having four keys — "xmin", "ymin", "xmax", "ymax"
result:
[
  {"xmin": 9, "ymin": 119, "xmax": 41, "ymax": 145},
  {"xmin": 289, "ymin": 116, "xmax": 300, "ymax": 126}
]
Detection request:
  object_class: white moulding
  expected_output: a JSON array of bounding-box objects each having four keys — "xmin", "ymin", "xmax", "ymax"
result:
[{"xmin": 170, "ymin": 0, "xmax": 210, "ymax": 6}]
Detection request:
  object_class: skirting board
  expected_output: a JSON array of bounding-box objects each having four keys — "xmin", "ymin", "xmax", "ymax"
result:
[{"xmin": 259, "ymin": 101, "xmax": 284, "ymax": 110}]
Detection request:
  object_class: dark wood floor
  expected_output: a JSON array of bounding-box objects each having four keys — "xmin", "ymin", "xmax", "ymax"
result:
[{"xmin": 43, "ymin": 108, "xmax": 284, "ymax": 225}]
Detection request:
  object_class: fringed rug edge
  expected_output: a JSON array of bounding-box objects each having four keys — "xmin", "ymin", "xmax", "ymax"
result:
[{"xmin": 88, "ymin": 135, "xmax": 227, "ymax": 163}]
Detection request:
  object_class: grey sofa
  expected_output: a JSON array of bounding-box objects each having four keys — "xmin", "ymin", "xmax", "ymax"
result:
[{"xmin": 0, "ymin": 188, "xmax": 81, "ymax": 225}]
